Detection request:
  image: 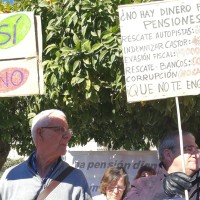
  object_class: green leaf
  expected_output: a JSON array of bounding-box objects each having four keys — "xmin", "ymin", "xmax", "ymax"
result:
[
  {"xmin": 72, "ymin": 60, "xmax": 81, "ymax": 73},
  {"xmin": 46, "ymin": 32, "xmax": 54, "ymax": 42},
  {"xmin": 94, "ymin": 85, "xmax": 100, "ymax": 91},
  {"xmin": 65, "ymin": 11, "xmax": 76, "ymax": 26},
  {"xmin": 86, "ymin": 91, "xmax": 91, "ymax": 99},
  {"xmin": 92, "ymin": 43, "xmax": 103, "ymax": 52},
  {"xmin": 71, "ymin": 77, "xmax": 85, "ymax": 86},
  {"xmin": 82, "ymin": 40, "xmax": 91, "ymax": 51},
  {"xmin": 91, "ymin": 31, "xmax": 97, "ymax": 37},
  {"xmin": 102, "ymin": 32, "xmax": 112, "ymax": 39},
  {"xmin": 73, "ymin": 15, "xmax": 78, "ymax": 26},
  {"xmin": 99, "ymin": 50, "xmax": 108, "ymax": 61},
  {"xmin": 82, "ymin": 25, "xmax": 88, "ymax": 37},
  {"xmin": 27, "ymin": 113, "xmax": 36, "ymax": 119},
  {"xmin": 110, "ymin": 54, "xmax": 115, "ymax": 63},
  {"xmin": 83, "ymin": 58, "xmax": 91, "ymax": 64},
  {"xmin": 102, "ymin": 36, "xmax": 115, "ymax": 44},
  {"xmin": 45, "ymin": 44, "xmax": 58, "ymax": 54},
  {"xmin": 38, "ymin": 1, "xmax": 49, "ymax": 8},
  {"xmin": 75, "ymin": 3, "xmax": 80, "ymax": 12},
  {"xmin": 86, "ymin": 79, "xmax": 91, "ymax": 91},
  {"xmin": 73, "ymin": 33, "xmax": 81, "ymax": 49}
]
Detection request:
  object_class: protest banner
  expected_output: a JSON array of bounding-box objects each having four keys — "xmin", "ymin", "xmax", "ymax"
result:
[
  {"xmin": 0, "ymin": 12, "xmax": 43, "ymax": 96},
  {"xmin": 118, "ymin": 0, "xmax": 200, "ymax": 103},
  {"xmin": 66, "ymin": 150, "xmax": 159, "ymax": 196},
  {"xmin": 118, "ymin": 1, "xmax": 200, "ymax": 198}
]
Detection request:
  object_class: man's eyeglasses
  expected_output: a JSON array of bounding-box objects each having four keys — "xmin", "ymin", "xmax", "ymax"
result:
[
  {"xmin": 183, "ymin": 145, "xmax": 199, "ymax": 154},
  {"xmin": 41, "ymin": 126, "xmax": 72, "ymax": 136},
  {"xmin": 107, "ymin": 185, "xmax": 126, "ymax": 192}
]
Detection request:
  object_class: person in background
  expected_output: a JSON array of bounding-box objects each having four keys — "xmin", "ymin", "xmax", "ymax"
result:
[
  {"xmin": 93, "ymin": 166, "xmax": 130, "ymax": 200},
  {"xmin": 134, "ymin": 165, "xmax": 156, "ymax": 180},
  {"xmin": 0, "ymin": 109, "xmax": 92, "ymax": 200},
  {"xmin": 123, "ymin": 130, "xmax": 199, "ymax": 200}
]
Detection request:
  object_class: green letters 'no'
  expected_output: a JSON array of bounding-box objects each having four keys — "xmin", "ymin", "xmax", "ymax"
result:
[{"xmin": 0, "ymin": 14, "xmax": 31, "ymax": 49}]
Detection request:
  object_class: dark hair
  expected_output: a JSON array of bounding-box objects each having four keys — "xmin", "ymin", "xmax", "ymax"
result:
[
  {"xmin": 134, "ymin": 165, "xmax": 156, "ymax": 180},
  {"xmin": 157, "ymin": 130, "xmax": 194, "ymax": 168},
  {"xmin": 99, "ymin": 166, "xmax": 130, "ymax": 199}
]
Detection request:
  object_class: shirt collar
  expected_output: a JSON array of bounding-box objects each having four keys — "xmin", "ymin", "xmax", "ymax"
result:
[{"xmin": 30, "ymin": 152, "xmax": 61, "ymax": 181}]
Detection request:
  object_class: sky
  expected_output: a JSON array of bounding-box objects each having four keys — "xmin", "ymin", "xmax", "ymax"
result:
[{"xmin": 2, "ymin": 0, "xmax": 14, "ymax": 4}]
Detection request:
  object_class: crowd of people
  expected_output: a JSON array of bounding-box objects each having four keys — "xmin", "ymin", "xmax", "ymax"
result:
[{"xmin": 0, "ymin": 109, "xmax": 199, "ymax": 200}]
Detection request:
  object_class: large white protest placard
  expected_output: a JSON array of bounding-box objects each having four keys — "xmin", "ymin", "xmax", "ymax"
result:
[
  {"xmin": 66, "ymin": 151, "xmax": 159, "ymax": 196},
  {"xmin": 118, "ymin": 0, "xmax": 200, "ymax": 102},
  {"xmin": 0, "ymin": 12, "xmax": 43, "ymax": 96}
]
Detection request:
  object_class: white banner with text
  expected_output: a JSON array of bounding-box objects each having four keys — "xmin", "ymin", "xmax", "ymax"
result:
[{"xmin": 65, "ymin": 151, "xmax": 159, "ymax": 196}]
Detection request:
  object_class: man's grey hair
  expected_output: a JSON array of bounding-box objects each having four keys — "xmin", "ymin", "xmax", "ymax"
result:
[
  {"xmin": 157, "ymin": 130, "xmax": 194, "ymax": 162},
  {"xmin": 31, "ymin": 109, "xmax": 66, "ymax": 144}
]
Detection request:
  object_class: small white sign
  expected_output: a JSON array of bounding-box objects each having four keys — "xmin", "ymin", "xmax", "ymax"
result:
[{"xmin": 0, "ymin": 12, "xmax": 43, "ymax": 96}]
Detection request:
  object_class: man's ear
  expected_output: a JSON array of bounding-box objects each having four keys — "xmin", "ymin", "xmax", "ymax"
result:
[
  {"xmin": 163, "ymin": 149, "xmax": 174, "ymax": 164},
  {"xmin": 36, "ymin": 128, "xmax": 43, "ymax": 141}
]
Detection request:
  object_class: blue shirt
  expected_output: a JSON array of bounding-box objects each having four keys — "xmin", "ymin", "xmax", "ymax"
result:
[{"xmin": 30, "ymin": 152, "xmax": 61, "ymax": 184}]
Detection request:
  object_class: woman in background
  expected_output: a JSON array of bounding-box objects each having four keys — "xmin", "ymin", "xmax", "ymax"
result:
[
  {"xmin": 93, "ymin": 166, "xmax": 130, "ymax": 200},
  {"xmin": 134, "ymin": 165, "xmax": 156, "ymax": 180}
]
